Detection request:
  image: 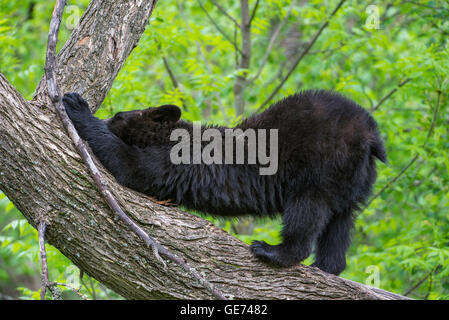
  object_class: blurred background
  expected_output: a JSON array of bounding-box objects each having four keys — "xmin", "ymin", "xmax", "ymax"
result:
[{"xmin": 0, "ymin": 0, "xmax": 448, "ymax": 299}]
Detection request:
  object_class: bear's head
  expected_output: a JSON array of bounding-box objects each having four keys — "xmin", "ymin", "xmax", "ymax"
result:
[{"xmin": 105, "ymin": 104, "xmax": 181, "ymax": 148}]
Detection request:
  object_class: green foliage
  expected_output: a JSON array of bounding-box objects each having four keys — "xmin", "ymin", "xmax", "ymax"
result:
[{"xmin": 0, "ymin": 0, "xmax": 448, "ymax": 299}]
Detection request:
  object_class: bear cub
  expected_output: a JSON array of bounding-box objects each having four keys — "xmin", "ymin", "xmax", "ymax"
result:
[{"xmin": 63, "ymin": 90, "xmax": 386, "ymax": 275}]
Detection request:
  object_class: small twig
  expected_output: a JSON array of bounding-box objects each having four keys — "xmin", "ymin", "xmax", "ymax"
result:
[
  {"xmin": 308, "ymin": 41, "xmax": 345, "ymax": 55},
  {"xmin": 198, "ymin": 0, "xmax": 243, "ymax": 55},
  {"xmin": 89, "ymin": 277, "xmax": 97, "ymax": 300},
  {"xmin": 403, "ymin": 265, "xmax": 442, "ymax": 296},
  {"xmin": 44, "ymin": 0, "xmax": 66, "ymax": 104},
  {"xmin": 423, "ymin": 90, "xmax": 441, "ymax": 145},
  {"xmin": 249, "ymin": 0, "xmax": 296, "ymax": 84},
  {"xmin": 162, "ymin": 56, "xmax": 179, "ymax": 89},
  {"xmin": 38, "ymin": 221, "xmax": 49, "ymax": 300},
  {"xmin": 364, "ymin": 154, "xmax": 419, "ymax": 209},
  {"xmin": 37, "ymin": 221, "xmax": 64, "ymax": 300},
  {"xmin": 257, "ymin": 0, "xmax": 346, "ymax": 112},
  {"xmin": 39, "ymin": 0, "xmax": 68, "ymax": 299},
  {"xmin": 98, "ymin": 283, "xmax": 113, "ymax": 299},
  {"xmin": 45, "ymin": 0, "xmax": 227, "ymax": 300},
  {"xmin": 363, "ymin": 90, "xmax": 442, "ymax": 209},
  {"xmin": 210, "ymin": 0, "xmax": 241, "ymax": 28},
  {"xmin": 161, "ymin": 55, "xmax": 189, "ymax": 111},
  {"xmin": 429, "ymin": 19, "xmax": 449, "ymax": 36},
  {"xmin": 371, "ymin": 78, "xmax": 410, "ymax": 112},
  {"xmin": 248, "ymin": 0, "xmax": 260, "ymax": 25},
  {"xmin": 359, "ymin": 83, "xmax": 374, "ymax": 109},
  {"xmin": 79, "ymin": 276, "xmax": 94, "ymax": 298},
  {"xmin": 234, "ymin": 24, "xmax": 239, "ymax": 67},
  {"xmin": 403, "ymin": 273, "xmax": 430, "ymax": 297},
  {"xmin": 52, "ymin": 282, "xmax": 89, "ymax": 300},
  {"xmin": 79, "ymin": 271, "xmax": 97, "ymax": 300},
  {"xmin": 155, "ymin": 40, "xmax": 188, "ymax": 111}
]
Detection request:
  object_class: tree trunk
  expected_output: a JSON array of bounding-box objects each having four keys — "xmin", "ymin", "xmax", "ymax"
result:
[{"xmin": 0, "ymin": 0, "xmax": 408, "ymax": 300}]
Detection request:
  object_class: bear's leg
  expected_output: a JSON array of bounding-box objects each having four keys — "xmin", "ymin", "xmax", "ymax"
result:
[
  {"xmin": 251, "ymin": 195, "xmax": 329, "ymax": 267},
  {"xmin": 311, "ymin": 211, "xmax": 354, "ymax": 275}
]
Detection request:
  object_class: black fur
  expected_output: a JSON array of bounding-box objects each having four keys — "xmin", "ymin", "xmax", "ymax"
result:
[{"xmin": 62, "ymin": 90, "xmax": 386, "ymax": 275}]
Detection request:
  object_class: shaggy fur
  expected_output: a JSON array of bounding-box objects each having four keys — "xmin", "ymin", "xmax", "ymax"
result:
[{"xmin": 62, "ymin": 90, "xmax": 386, "ymax": 275}]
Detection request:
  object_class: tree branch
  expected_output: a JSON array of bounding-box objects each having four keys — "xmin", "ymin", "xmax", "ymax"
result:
[
  {"xmin": 155, "ymin": 39, "xmax": 188, "ymax": 111},
  {"xmin": 403, "ymin": 265, "xmax": 441, "ymax": 296},
  {"xmin": 44, "ymin": 0, "xmax": 66, "ymax": 104},
  {"xmin": 249, "ymin": 0, "xmax": 296, "ymax": 84},
  {"xmin": 371, "ymin": 78, "xmax": 410, "ymax": 112},
  {"xmin": 198, "ymin": 0, "xmax": 243, "ymax": 55},
  {"xmin": 210, "ymin": 0, "xmax": 241, "ymax": 28},
  {"xmin": 363, "ymin": 90, "xmax": 441, "ymax": 209},
  {"xmin": 249, "ymin": 0, "xmax": 260, "ymax": 25},
  {"xmin": 257, "ymin": 0, "xmax": 346, "ymax": 112},
  {"xmin": 162, "ymin": 56, "xmax": 180, "ymax": 89},
  {"xmin": 161, "ymin": 55, "xmax": 189, "ymax": 111},
  {"xmin": 38, "ymin": 221, "xmax": 50, "ymax": 299},
  {"xmin": 52, "ymin": 281, "xmax": 89, "ymax": 300},
  {"xmin": 38, "ymin": 0, "xmax": 68, "ymax": 301}
]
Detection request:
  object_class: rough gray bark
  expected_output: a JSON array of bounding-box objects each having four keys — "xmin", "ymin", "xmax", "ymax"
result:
[
  {"xmin": 34, "ymin": 0, "xmax": 157, "ymax": 112},
  {"xmin": 0, "ymin": 0, "xmax": 409, "ymax": 299}
]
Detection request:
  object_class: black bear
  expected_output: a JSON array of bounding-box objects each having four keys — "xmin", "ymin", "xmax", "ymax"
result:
[{"xmin": 62, "ymin": 90, "xmax": 386, "ymax": 275}]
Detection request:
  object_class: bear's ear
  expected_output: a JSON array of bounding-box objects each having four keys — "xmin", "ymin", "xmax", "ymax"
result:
[{"xmin": 146, "ymin": 105, "xmax": 181, "ymax": 123}]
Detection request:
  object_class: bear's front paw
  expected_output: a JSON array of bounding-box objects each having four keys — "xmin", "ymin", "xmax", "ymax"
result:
[{"xmin": 62, "ymin": 92, "xmax": 91, "ymax": 121}]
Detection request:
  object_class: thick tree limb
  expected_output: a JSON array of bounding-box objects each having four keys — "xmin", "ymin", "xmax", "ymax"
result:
[{"xmin": 0, "ymin": 0, "xmax": 410, "ymax": 299}]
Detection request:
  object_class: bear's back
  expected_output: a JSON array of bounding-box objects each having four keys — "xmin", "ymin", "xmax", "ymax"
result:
[{"xmin": 239, "ymin": 90, "xmax": 377, "ymax": 165}]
